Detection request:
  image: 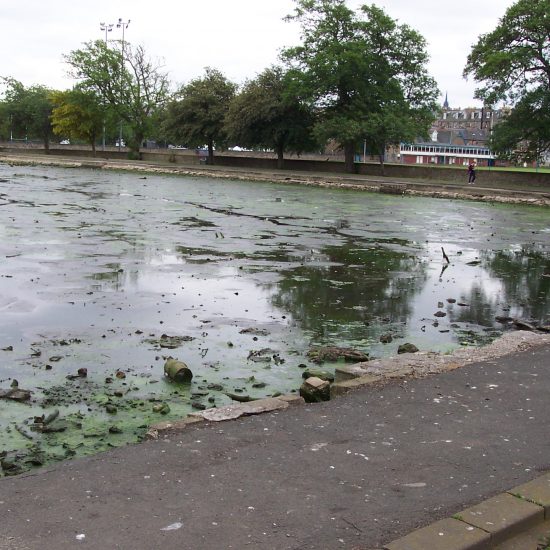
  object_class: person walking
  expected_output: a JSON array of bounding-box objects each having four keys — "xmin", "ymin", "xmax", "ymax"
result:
[{"xmin": 467, "ymin": 161, "xmax": 476, "ymax": 184}]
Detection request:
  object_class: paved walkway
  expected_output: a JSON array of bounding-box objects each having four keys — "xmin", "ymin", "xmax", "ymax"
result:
[{"xmin": 1, "ymin": 341, "xmax": 549, "ymax": 549}]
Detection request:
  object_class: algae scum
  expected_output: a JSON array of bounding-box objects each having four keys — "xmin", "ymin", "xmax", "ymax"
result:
[{"xmin": 1, "ymin": 164, "xmax": 549, "ymax": 475}]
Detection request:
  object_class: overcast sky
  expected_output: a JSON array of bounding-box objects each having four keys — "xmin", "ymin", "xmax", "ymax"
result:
[{"xmin": 1, "ymin": 0, "xmax": 515, "ymax": 108}]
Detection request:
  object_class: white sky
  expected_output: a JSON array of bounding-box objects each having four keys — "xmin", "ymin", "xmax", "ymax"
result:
[{"xmin": 1, "ymin": 0, "xmax": 515, "ymax": 108}]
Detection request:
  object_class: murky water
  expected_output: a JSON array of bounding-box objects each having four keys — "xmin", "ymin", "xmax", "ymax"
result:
[{"xmin": 1, "ymin": 164, "xmax": 549, "ymax": 473}]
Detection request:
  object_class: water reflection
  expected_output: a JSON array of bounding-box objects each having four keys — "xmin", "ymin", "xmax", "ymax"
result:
[
  {"xmin": 273, "ymin": 242, "xmax": 427, "ymax": 345},
  {"xmin": 481, "ymin": 246, "xmax": 550, "ymax": 323}
]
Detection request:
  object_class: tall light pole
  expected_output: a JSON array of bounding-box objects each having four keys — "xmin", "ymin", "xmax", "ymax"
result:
[
  {"xmin": 116, "ymin": 18, "xmax": 130, "ymax": 150},
  {"xmin": 99, "ymin": 21, "xmax": 113, "ymax": 42},
  {"xmin": 99, "ymin": 22, "xmax": 114, "ymax": 151}
]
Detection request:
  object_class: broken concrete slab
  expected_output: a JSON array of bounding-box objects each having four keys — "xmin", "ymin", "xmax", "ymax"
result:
[
  {"xmin": 190, "ymin": 397, "xmax": 289, "ymax": 422},
  {"xmin": 334, "ymin": 364, "xmax": 369, "ymax": 383},
  {"xmin": 330, "ymin": 375, "xmax": 380, "ymax": 398},
  {"xmin": 274, "ymin": 394, "xmax": 305, "ymax": 407}
]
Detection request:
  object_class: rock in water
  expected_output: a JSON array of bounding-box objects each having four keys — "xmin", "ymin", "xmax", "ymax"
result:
[
  {"xmin": 164, "ymin": 359, "xmax": 193, "ymax": 383},
  {"xmin": 398, "ymin": 343, "xmax": 419, "ymax": 354}
]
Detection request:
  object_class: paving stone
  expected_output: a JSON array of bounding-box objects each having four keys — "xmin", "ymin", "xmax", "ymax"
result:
[
  {"xmin": 330, "ymin": 375, "xmax": 379, "ymax": 398},
  {"xmin": 384, "ymin": 517, "xmax": 490, "ymax": 550},
  {"xmin": 509, "ymin": 473, "xmax": 550, "ymax": 519},
  {"xmin": 460, "ymin": 492, "xmax": 544, "ymax": 545}
]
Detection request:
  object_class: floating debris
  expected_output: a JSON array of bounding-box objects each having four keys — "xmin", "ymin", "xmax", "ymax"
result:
[{"xmin": 164, "ymin": 359, "xmax": 193, "ymax": 383}]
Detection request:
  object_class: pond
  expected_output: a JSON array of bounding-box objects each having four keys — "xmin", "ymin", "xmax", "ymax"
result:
[{"xmin": 0, "ymin": 164, "xmax": 549, "ymax": 474}]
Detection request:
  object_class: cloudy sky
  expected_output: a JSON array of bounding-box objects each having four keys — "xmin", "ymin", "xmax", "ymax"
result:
[{"xmin": 2, "ymin": 0, "xmax": 515, "ymax": 108}]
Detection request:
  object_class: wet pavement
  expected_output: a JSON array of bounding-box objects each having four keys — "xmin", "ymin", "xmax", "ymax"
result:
[{"xmin": 0, "ymin": 340, "xmax": 549, "ymax": 549}]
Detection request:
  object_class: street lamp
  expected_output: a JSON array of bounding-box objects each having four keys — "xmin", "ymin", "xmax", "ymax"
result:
[
  {"xmin": 116, "ymin": 18, "xmax": 130, "ymax": 150},
  {"xmin": 99, "ymin": 22, "xmax": 113, "ymax": 43},
  {"xmin": 99, "ymin": 22, "xmax": 115, "ymax": 151}
]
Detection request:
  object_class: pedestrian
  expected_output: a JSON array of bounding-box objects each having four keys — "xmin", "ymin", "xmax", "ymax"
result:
[{"xmin": 467, "ymin": 161, "xmax": 476, "ymax": 184}]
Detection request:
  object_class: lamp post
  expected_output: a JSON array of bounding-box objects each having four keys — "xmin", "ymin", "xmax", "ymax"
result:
[
  {"xmin": 116, "ymin": 18, "xmax": 130, "ymax": 150},
  {"xmin": 99, "ymin": 22, "xmax": 114, "ymax": 151},
  {"xmin": 99, "ymin": 21, "xmax": 113, "ymax": 43}
]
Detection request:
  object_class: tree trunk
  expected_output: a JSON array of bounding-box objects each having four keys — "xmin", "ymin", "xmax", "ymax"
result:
[
  {"xmin": 276, "ymin": 144, "xmax": 284, "ymax": 170},
  {"xmin": 208, "ymin": 139, "xmax": 215, "ymax": 165},
  {"xmin": 43, "ymin": 136, "xmax": 50, "ymax": 155},
  {"xmin": 378, "ymin": 151, "xmax": 385, "ymax": 176},
  {"xmin": 344, "ymin": 142, "xmax": 356, "ymax": 173},
  {"xmin": 129, "ymin": 132, "xmax": 144, "ymax": 160}
]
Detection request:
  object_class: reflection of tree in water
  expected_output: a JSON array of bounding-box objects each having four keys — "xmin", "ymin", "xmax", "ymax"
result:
[
  {"xmin": 481, "ymin": 246, "xmax": 550, "ymax": 323},
  {"xmin": 450, "ymin": 246, "xmax": 550, "ymax": 327},
  {"xmin": 272, "ymin": 242, "xmax": 428, "ymax": 345},
  {"xmin": 449, "ymin": 282, "xmax": 502, "ymax": 328}
]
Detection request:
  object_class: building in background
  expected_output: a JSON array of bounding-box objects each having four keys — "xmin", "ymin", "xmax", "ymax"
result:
[{"xmin": 398, "ymin": 95, "xmax": 510, "ymax": 167}]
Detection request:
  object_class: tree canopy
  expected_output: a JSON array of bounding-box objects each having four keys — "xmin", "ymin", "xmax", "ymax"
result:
[
  {"xmin": 163, "ymin": 68, "xmax": 236, "ymax": 164},
  {"xmin": 225, "ymin": 66, "xmax": 318, "ymax": 168},
  {"xmin": 464, "ymin": 0, "xmax": 550, "ymax": 162},
  {"xmin": 51, "ymin": 88, "xmax": 106, "ymax": 155},
  {"xmin": 1, "ymin": 78, "xmax": 55, "ymax": 149},
  {"xmin": 283, "ymin": 0, "xmax": 439, "ymax": 172},
  {"xmin": 65, "ymin": 40, "xmax": 170, "ymax": 155}
]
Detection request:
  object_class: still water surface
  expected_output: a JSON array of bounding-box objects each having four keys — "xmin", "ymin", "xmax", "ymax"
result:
[{"xmin": 0, "ymin": 165, "xmax": 548, "ymax": 469}]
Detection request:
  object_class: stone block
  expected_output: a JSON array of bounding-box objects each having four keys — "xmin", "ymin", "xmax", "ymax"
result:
[
  {"xmin": 305, "ymin": 376, "xmax": 329, "ymax": 389},
  {"xmin": 384, "ymin": 517, "xmax": 490, "ymax": 550},
  {"xmin": 460, "ymin": 492, "xmax": 544, "ymax": 545},
  {"xmin": 509, "ymin": 473, "xmax": 550, "ymax": 519},
  {"xmin": 330, "ymin": 375, "xmax": 379, "ymax": 398},
  {"xmin": 299, "ymin": 377, "xmax": 330, "ymax": 403}
]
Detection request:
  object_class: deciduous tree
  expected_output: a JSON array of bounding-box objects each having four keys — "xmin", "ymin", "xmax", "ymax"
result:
[
  {"xmin": 283, "ymin": 1, "xmax": 439, "ymax": 173},
  {"xmin": 163, "ymin": 68, "xmax": 236, "ymax": 164},
  {"xmin": 225, "ymin": 66, "xmax": 318, "ymax": 169},
  {"xmin": 464, "ymin": 0, "xmax": 550, "ymax": 163},
  {"xmin": 65, "ymin": 40, "xmax": 170, "ymax": 156},
  {"xmin": 1, "ymin": 78, "xmax": 55, "ymax": 150},
  {"xmin": 50, "ymin": 88, "xmax": 105, "ymax": 155}
]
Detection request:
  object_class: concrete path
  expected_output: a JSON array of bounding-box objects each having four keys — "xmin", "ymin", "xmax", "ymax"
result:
[{"xmin": 1, "ymin": 343, "xmax": 550, "ymax": 549}]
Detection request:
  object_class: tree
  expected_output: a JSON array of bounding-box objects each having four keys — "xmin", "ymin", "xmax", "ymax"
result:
[
  {"xmin": 50, "ymin": 88, "xmax": 106, "ymax": 155},
  {"xmin": 225, "ymin": 66, "xmax": 318, "ymax": 169},
  {"xmin": 464, "ymin": 0, "xmax": 550, "ymax": 163},
  {"xmin": 65, "ymin": 40, "xmax": 170, "ymax": 156},
  {"xmin": 163, "ymin": 68, "xmax": 236, "ymax": 164},
  {"xmin": 283, "ymin": 1, "xmax": 439, "ymax": 173},
  {"xmin": 1, "ymin": 78, "xmax": 55, "ymax": 150}
]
